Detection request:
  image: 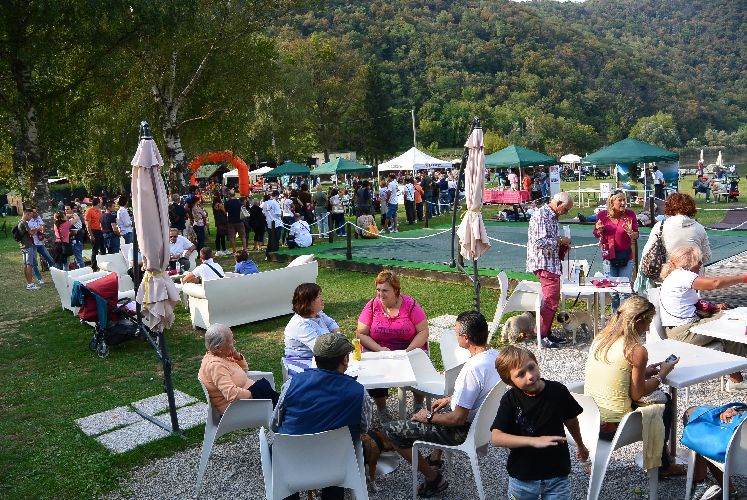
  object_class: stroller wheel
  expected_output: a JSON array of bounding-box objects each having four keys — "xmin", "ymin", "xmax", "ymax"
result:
[
  {"xmin": 89, "ymin": 337, "xmax": 98, "ymax": 352},
  {"xmin": 96, "ymin": 342, "xmax": 109, "ymax": 358}
]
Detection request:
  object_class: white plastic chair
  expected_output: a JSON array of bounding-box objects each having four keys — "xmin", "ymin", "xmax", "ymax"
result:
[
  {"xmin": 566, "ymin": 383, "xmax": 659, "ymax": 500},
  {"xmin": 258, "ymin": 426, "xmax": 368, "ymax": 500},
  {"xmin": 405, "ymin": 349, "xmax": 464, "ymax": 409},
  {"xmin": 411, "ymin": 381, "xmax": 506, "ymax": 500},
  {"xmin": 490, "ymin": 271, "xmax": 542, "ymax": 348},
  {"xmin": 646, "ymin": 288, "xmax": 667, "ymax": 343},
  {"xmin": 439, "ymin": 328, "xmax": 470, "ymax": 369},
  {"xmin": 684, "ymin": 416, "xmax": 747, "ymax": 500},
  {"xmin": 195, "ymin": 371, "xmax": 275, "ymax": 490}
]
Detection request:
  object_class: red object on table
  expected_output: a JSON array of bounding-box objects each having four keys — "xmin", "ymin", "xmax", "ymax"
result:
[{"xmin": 483, "ymin": 189, "xmax": 530, "ymax": 204}]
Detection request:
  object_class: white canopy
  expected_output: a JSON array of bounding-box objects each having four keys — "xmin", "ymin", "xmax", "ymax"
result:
[
  {"xmin": 560, "ymin": 153, "xmax": 582, "ymax": 164},
  {"xmin": 378, "ymin": 147, "xmax": 452, "ymax": 172},
  {"xmin": 222, "ymin": 166, "xmax": 272, "ymax": 182}
]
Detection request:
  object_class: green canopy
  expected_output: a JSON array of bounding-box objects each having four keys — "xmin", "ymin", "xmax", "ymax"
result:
[
  {"xmin": 264, "ymin": 160, "xmax": 311, "ymax": 178},
  {"xmin": 484, "ymin": 145, "xmax": 556, "ymax": 168},
  {"xmin": 312, "ymin": 158, "xmax": 372, "ymax": 176},
  {"xmin": 581, "ymin": 138, "xmax": 679, "ymax": 165}
]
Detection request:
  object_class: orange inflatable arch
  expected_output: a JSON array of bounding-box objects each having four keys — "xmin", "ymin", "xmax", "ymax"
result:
[{"xmin": 188, "ymin": 150, "xmax": 250, "ymax": 196}]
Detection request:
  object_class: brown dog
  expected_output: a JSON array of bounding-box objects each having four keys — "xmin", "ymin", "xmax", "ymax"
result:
[{"xmin": 361, "ymin": 429, "xmax": 396, "ymax": 490}]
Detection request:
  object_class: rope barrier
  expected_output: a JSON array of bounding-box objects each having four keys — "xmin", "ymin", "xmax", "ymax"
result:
[
  {"xmin": 346, "ymin": 221, "xmax": 452, "ymax": 240},
  {"xmin": 485, "ymin": 235, "xmax": 599, "ymax": 250}
]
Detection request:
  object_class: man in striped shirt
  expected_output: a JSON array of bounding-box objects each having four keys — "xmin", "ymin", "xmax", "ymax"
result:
[{"xmin": 526, "ymin": 192, "xmax": 573, "ymax": 348}]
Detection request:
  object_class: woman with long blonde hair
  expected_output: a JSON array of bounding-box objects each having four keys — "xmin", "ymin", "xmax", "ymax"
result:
[
  {"xmin": 585, "ymin": 295, "xmax": 684, "ymax": 475},
  {"xmin": 659, "ymin": 245, "xmax": 747, "ymax": 390}
]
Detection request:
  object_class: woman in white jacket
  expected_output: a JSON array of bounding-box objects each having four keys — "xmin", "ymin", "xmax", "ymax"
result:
[{"xmin": 641, "ymin": 193, "xmax": 711, "ymax": 267}]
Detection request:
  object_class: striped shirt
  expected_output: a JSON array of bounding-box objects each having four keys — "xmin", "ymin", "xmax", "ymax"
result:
[{"xmin": 526, "ymin": 204, "xmax": 561, "ymax": 275}]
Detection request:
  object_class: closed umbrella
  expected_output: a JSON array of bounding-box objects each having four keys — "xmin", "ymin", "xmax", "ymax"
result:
[
  {"xmin": 131, "ymin": 122, "xmax": 180, "ymax": 332},
  {"xmin": 457, "ymin": 125, "xmax": 490, "ymax": 260},
  {"xmin": 717, "ymin": 151, "xmax": 723, "ymax": 167}
]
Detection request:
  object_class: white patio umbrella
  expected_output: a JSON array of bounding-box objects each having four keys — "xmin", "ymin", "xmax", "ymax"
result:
[
  {"xmin": 456, "ymin": 126, "xmax": 490, "ymax": 260},
  {"xmin": 131, "ymin": 122, "xmax": 180, "ymax": 332},
  {"xmin": 716, "ymin": 151, "xmax": 724, "ymax": 167},
  {"xmin": 561, "ymin": 153, "xmax": 583, "ymax": 191}
]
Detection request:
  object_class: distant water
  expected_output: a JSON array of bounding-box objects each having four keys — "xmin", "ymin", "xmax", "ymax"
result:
[{"xmin": 678, "ymin": 146, "xmax": 747, "ymax": 168}]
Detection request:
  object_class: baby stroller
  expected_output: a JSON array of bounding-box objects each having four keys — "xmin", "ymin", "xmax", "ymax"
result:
[
  {"xmin": 728, "ymin": 179, "xmax": 740, "ymax": 202},
  {"xmin": 71, "ymin": 272, "xmax": 141, "ymax": 358}
]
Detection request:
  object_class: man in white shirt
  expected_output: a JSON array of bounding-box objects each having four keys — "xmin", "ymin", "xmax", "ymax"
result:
[
  {"xmin": 403, "ymin": 178, "xmax": 416, "ymax": 224},
  {"xmin": 182, "ymin": 247, "xmax": 224, "ymax": 284},
  {"xmin": 263, "ymin": 190, "xmax": 283, "ymax": 255},
  {"xmin": 169, "ymin": 227, "xmax": 196, "ymax": 271},
  {"xmin": 116, "ymin": 196, "xmax": 134, "ymax": 244},
  {"xmin": 384, "ymin": 311, "xmax": 501, "ymax": 496},
  {"xmin": 652, "ymin": 166, "xmax": 666, "ymax": 200},
  {"xmin": 288, "ymin": 212, "xmax": 312, "ymax": 248},
  {"xmin": 386, "ymin": 174, "xmax": 400, "ymax": 232}
]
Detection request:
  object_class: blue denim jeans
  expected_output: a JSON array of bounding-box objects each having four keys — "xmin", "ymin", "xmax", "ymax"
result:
[
  {"xmin": 36, "ymin": 243, "xmax": 56, "ymax": 268},
  {"xmin": 508, "ymin": 475, "xmax": 570, "ymax": 500},
  {"xmin": 607, "ymin": 258, "xmax": 634, "ymax": 312},
  {"xmin": 314, "ymin": 208, "xmax": 328, "ymax": 236},
  {"xmin": 72, "ymin": 240, "xmax": 84, "ymax": 269},
  {"xmin": 122, "ymin": 232, "xmax": 133, "ymax": 244}
]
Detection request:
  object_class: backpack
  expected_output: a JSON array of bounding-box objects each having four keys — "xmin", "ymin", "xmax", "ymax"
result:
[
  {"xmin": 12, "ymin": 222, "xmax": 25, "ymax": 242},
  {"xmin": 640, "ymin": 222, "xmax": 667, "ymax": 280}
]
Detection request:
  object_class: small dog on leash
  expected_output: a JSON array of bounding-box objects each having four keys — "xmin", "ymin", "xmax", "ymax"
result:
[
  {"xmin": 360, "ymin": 429, "xmax": 396, "ymax": 491},
  {"xmin": 556, "ymin": 311, "xmax": 593, "ymax": 341},
  {"xmin": 501, "ymin": 311, "xmax": 536, "ymax": 343}
]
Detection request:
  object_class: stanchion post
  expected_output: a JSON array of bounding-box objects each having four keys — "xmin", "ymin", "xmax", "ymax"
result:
[
  {"xmin": 346, "ymin": 222, "xmax": 352, "ymax": 260},
  {"xmin": 648, "ymin": 197, "xmax": 655, "ymax": 227},
  {"xmin": 424, "ymin": 204, "xmax": 429, "ymax": 228},
  {"xmin": 269, "ymin": 221, "xmax": 276, "ymax": 253},
  {"xmin": 329, "ymin": 226, "xmax": 334, "ymax": 243}
]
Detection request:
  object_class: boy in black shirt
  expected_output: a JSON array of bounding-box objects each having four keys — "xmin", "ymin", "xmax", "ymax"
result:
[{"xmin": 491, "ymin": 346, "xmax": 588, "ymax": 499}]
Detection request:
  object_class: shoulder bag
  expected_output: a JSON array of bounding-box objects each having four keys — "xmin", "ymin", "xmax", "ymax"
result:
[
  {"xmin": 681, "ymin": 403, "xmax": 747, "ymax": 463},
  {"xmin": 640, "ymin": 222, "xmax": 667, "ymax": 280}
]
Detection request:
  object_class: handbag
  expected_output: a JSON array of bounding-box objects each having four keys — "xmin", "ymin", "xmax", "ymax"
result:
[
  {"xmin": 640, "ymin": 222, "xmax": 667, "ymax": 279},
  {"xmin": 240, "ymin": 205, "xmax": 250, "ymax": 221},
  {"xmin": 681, "ymin": 403, "xmax": 747, "ymax": 462}
]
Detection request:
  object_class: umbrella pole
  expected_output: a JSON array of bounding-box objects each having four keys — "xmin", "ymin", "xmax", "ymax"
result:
[{"xmin": 130, "ymin": 226, "xmax": 184, "ymax": 438}]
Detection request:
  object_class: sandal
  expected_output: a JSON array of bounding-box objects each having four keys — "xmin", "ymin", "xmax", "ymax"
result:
[{"xmin": 417, "ymin": 472, "xmax": 449, "ymax": 497}]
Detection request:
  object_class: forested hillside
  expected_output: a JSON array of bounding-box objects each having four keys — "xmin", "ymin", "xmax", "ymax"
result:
[{"xmin": 277, "ymin": 0, "xmax": 745, "ymax": 156}]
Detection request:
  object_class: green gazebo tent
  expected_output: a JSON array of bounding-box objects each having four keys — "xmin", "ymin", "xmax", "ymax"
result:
[
  {"xmin": 312, "ymin": 158, "xmax": 372, "ymax": 176},
  {"xmin": 581, "ymin": 138, "xmax": 679, "ymax": 165},
  {"xmin": 264, "ymin": 160, "xmax": 311, "ymax": 178},
  {"xmin": 484, "ymin": 144, "xmax": 557, "ymax": 168}
]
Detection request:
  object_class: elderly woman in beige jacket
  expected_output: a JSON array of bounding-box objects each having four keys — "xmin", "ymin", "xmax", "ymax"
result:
[{"xmin": 641, "ymin": 193, "xmax": 711, "ymax": 266}]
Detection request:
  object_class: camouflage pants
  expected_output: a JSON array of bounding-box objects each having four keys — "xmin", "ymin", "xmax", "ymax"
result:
[{"xmin": 383, "ymin": 419, "xmax": 470, "ymax": 449}]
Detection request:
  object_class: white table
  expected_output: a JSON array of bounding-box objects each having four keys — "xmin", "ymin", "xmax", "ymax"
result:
[
  {"xmin": 346, "ymin": 351, "xmax": 417, "ymax": 476},
  {"xmin": 690, "ymin": 308, "xmax": 747, "ymax": 344},
  {"xmin": 645, "ymin": 339, "xmax": 747, "ymax": 458},
  {"xmin": 561, "ymin": 281, "xmax": 633, "ymax": 334}
]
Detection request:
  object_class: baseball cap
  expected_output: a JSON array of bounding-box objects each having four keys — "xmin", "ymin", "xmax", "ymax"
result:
[{"xmin": 313, "ymin": 333, "xmax": 354, "ymax": 358}]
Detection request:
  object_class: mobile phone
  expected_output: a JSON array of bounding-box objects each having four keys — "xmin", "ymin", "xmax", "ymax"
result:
[{"xmin": 664, "ymin": 354, "xmax": 678, "ymax": 364}]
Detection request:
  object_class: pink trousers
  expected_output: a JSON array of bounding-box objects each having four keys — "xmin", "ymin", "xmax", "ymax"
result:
[{"xmin": 534, "ymin": 269, "xmax": 560, "ymax": 337}]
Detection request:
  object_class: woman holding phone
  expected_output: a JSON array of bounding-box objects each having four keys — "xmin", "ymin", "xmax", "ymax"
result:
[{"xmin": 585, "ymin": 295, "xmax": 686, "ymax": 476}]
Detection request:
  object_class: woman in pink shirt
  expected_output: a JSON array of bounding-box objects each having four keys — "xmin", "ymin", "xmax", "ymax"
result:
[
  {"xmin": 593, "ymin": 191, "xmax": 639, "ymax": 312},
  {"xmin": 356, "ymin": 270, "xmax": 429, "ymax": 418},
  {"xmin": 53, "ymin": 211, "xmax": 72, "ymax": 271}
]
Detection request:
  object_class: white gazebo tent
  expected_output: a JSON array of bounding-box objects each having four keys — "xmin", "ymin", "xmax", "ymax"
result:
[
  {"xmin": 222, "ymin": 165, "xmax": 273, "ymax": 185},
  {"xmin": 560, "ymin": 153, "xmax": 583, "ymax": 191},
  {"xmin": 378, "ymin": 147, "xmax": 452, "ymax": 173}
]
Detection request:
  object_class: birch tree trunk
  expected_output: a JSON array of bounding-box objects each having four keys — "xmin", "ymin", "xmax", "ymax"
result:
[{"xmin": 9, "ymin": 43, "xmax": 54, "ymax": 244}]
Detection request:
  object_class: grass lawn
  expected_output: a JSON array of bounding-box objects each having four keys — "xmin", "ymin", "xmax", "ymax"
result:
[
  {"xmin": 0, "ymin": 213, "xmax": 497, "ymax": 498},
  {"xmin": 0, "ymin": 177, "xmax": 739, "ymax": 497}
]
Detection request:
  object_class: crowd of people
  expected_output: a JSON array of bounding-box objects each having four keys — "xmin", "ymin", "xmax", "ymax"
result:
[{"xmin": 14, "ymin": 164, "xmax": 747, "ymax": 499}]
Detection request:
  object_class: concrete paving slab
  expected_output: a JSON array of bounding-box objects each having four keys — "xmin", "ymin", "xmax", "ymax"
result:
[
  {"xmin": 75, "ymin": 406, "xmax": 142, "ymax": 437},
  {"xmin": 131, "ymin": 389, "xmax": 197, "ymax": 414}
]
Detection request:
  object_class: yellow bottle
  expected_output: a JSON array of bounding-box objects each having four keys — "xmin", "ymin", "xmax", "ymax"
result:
[{"xmin": 352, "ymin": 338, "xmax": 362, "ymax": 361}]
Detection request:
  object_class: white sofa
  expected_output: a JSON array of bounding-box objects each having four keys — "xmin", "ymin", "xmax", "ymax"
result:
[
  {"xmin": 97, "ymin": 244, "xmax": 197, "ymax": 293},
  {"xmin": 181, "ymin": 260, "xmax": 319, "ymax": 329},
  {"xmin": 50, "ymin": 267, "xmax": 136, "ymax": 313}
]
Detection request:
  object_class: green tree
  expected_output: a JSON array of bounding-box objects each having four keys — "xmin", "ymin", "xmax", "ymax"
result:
[{"xmin": 630, "ymin": 113, "xmax": 681, "ymax": 149}]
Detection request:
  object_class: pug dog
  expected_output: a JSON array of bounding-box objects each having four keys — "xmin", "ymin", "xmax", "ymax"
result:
[
  {"xmin": 556, "ymin": 310, "xmax": 593, "ymax": 342},
  {"xmin": 501, "ymin": 311, "xmax": 536, "ymax": 343}
]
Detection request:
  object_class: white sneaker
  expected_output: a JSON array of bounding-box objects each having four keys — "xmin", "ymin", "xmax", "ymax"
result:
[
  {"xmin": 726, "ymin": 380, "xmax": 747, "ymax": 392},
  {"xmin": 37, "ymin": 278, "xmax": 45, "ymax": 284},
  {"xmin": 700, "ymin": 484, "xmax": 722, "ymax": 500},
  {"xmin": 26, "ymin": 283, "xmax": 40, "ymax": 290}
]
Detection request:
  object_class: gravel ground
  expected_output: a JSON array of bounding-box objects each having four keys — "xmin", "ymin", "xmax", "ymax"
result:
[
  {"xmin": 106, "ymin": 338, "xmax": 747, "ymax": 500},
  {"xmin": 108, "ymin": 253, "xmax": 747, "ymax": 499}
]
